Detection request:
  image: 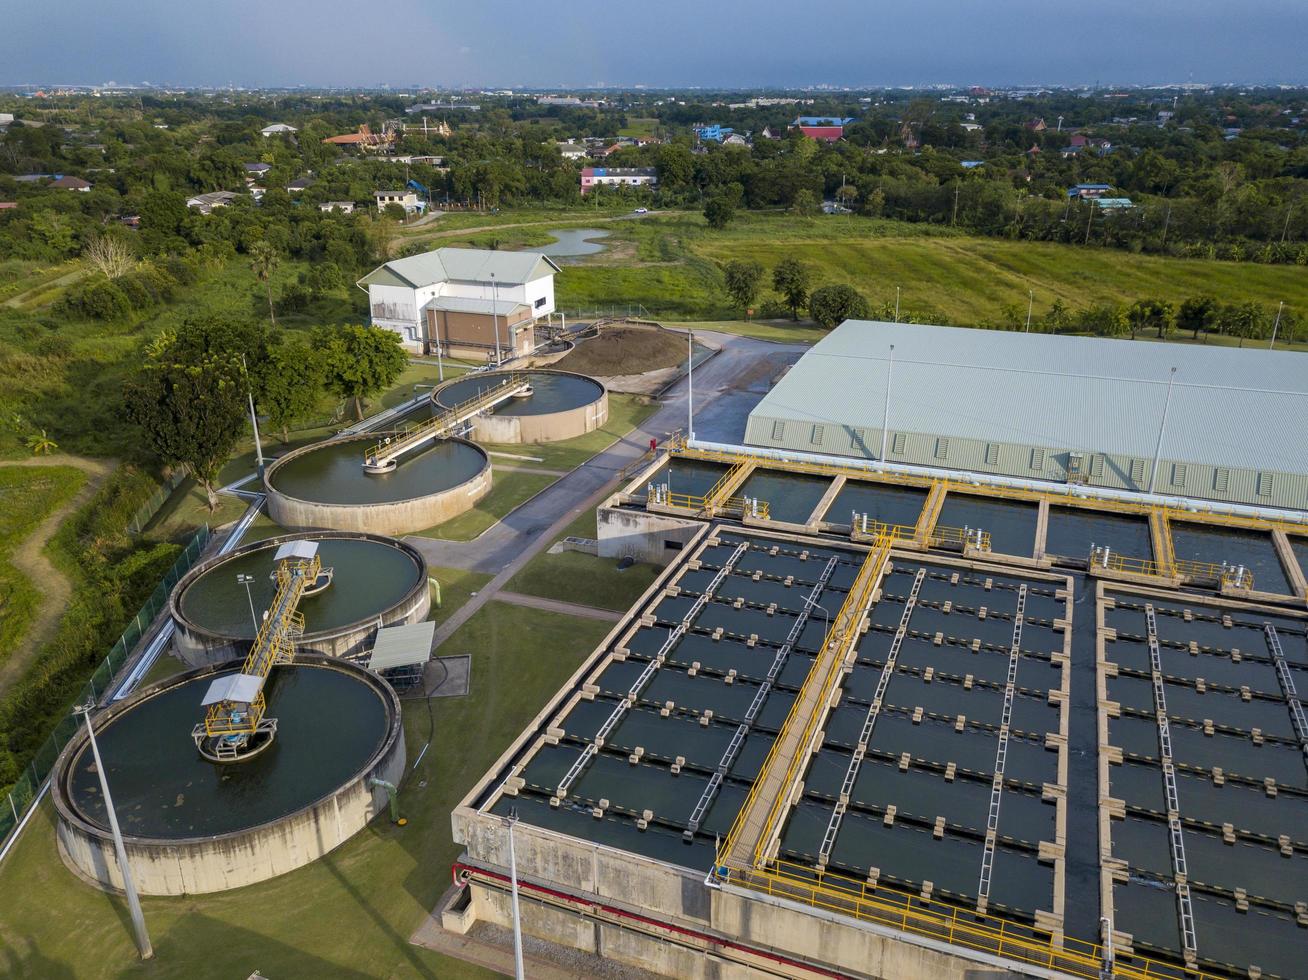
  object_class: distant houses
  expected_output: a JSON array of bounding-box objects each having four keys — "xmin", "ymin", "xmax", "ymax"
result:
[
  {"xmin": 374, "ymin": 189, "xmax": 422, "ymax": 213},
  {"xmin": 580, "ymin": 167, "xmax": 658, "ymax": 195},
  {"xmin": 50, "ymin": 175, "xmax": 91, "ymax": 192},
  {"xmin": 319, "ymin": 201, "xmax": 356, "ymax": 214},
  {"xmin": 1067, "ymin": 183, "xmax": 1113, "ymax": 199},
  {"xmin": 790, "ymin": 116, "xmax": 854, "ymax": 142},
  {"xmin": 186, "ymin": 190, "xmax": 240, "ymax": 214},
  {"xmin": 556, "ymin": 142, "xmax": 588, "ymax": 161},
  {"xmin": 322, "ymin": 124, "xmax": 396, "ymax": 151},
  {"xmin": 261, "ymin": 123, "xmax": 297, "ymax": 137}
]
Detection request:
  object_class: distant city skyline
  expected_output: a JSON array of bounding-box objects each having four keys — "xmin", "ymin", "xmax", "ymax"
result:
[{"xmin": 6, "ymin": 0, "xmax": 1306, "ymax": 90}]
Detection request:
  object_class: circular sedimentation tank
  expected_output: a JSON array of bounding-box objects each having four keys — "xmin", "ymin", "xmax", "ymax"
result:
[
  {"xmin": 431, "ymin": 369, "xmax": 608, "ymax": 444},
  {"xmin": 52, "ymin": 656, "xmax": 404, "ymax": 895},
  {"xmin": 169, "ymin": 531, "xmax": 430, "ymax": 668},
  {"xmin": 264, "ymin": 433, "xmax": 491, "ymax": 535}
]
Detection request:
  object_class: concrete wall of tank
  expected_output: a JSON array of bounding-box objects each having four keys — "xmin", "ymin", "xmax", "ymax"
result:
[
  {"xmin": 53, "ymin": 658, "xmax": 406, "ymax": 896},
  {"xmin": 597, "ymin": 503, "xmax": 703, "ymax": 565},
  {"xmin": 433, "ymin": 371, "xmax": 609, "ymax": 444},
  {"xmin": 170, "ymin": 533, "xmax": 431, "ymax": 669},
  {"xmin": 453, "ymin": 807, "xmax": 1005, "ymax": 980},
  {"xmin": 264, "ymin": 436, "xmax": 492, "ymax": 536}
]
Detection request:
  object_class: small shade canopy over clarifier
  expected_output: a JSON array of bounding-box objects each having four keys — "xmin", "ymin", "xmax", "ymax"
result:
[
  {"xmin": 1101, "ymin": 588, "xmax": 1308, "ymax": 976},
  {"xmin": 53, "ymin": 658, "xmax": 405, "ymax": 895},
  {"xmin": 430, "ymin": 369, "xmax": 608, "ymax": 444},
  {"xmin": 264, "ymin": 434, "xmax": 491, "ymax": 535}
]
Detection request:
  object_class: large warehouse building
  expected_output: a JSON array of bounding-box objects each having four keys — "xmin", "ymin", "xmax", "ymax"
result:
[{"xmin": 744, "ymin": 320, "xmax": 1308, "ymax": 510}]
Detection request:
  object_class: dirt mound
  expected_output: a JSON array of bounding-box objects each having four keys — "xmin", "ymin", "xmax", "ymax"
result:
[{"xmin": 554, "ymin": 326, "xmax": 686, "ymax": 377}]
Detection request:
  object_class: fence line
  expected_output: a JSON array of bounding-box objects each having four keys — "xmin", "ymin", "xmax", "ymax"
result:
[
  {"xmin": 126, "ymin": 469, "xmax": 190, "ymax": 535},
  {"xmin": 0, "ymin": 525, "xmax": 211, "ymax": 855}
]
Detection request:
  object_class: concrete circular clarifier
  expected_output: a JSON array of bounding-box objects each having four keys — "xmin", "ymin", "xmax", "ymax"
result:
[
  {"xmin": 431, "ymin": 369, "xmax": 608, "ymax": 443},
  {"xmin": 52, "ymin": 656, "xmax": 404, "ymax": 895},
  {"xmin": 264, "ymin": 433, "xmax": 491, "ymax": 535},
  {"xmin": 170, "ymin": 531, "xmax": 430, "ymax": 667}
]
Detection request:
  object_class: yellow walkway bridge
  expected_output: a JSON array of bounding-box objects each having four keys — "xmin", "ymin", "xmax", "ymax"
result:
[
  {"xmin": 191, "ymin": 543, "xmax": 326, "ymax": 762},
  {"xmin": 363, "ymin": 373, "xmax": 530, "ymax": 473}
]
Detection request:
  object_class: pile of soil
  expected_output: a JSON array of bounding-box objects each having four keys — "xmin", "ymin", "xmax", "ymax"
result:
[{"xmin": 554, "ymin": 326, "xmax": 687, "ymax": 377}]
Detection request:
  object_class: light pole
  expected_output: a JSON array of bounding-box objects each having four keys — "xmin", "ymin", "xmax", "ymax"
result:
[
  {"xmin": 687, "ymin": 329, "xmax": 695, "ymax": 442},
  {"xmin": 1269, "ymin": 300, "xmax": 1284, "ymax": 349},
  {"xmin": 1147, "ymin": 367, "xmax": 1178, "ymax": 495},
  {"xmin": 236, "ymin": 573, "xmax": 259, "ymax": 634},
  {"xmin": 894, "ymin": 286, "xmax": 901, "ymax": 322},
  {"xmin": 1025, "ymin": 289, "xmax": 1034, "ymax": 333},
  {"xmin": 505, "ymin": 810, "xmax": 525, "ymax": 980},
  {"xmin": 490, "ymin": 272, "xmax": 502, "ymax": 365},
  {"xmin": 241, "ymin": 354, "xmax": 265, "ymax": 478},
  {"xmin": 78, "ymin": 703, "xmax": 153, "ymax": 959},
  {"xmin": 802, "ymin": 594, "xmax": 831, "ymax": 638},
  {"xmin": 879, "ymin": 344, "xmax": 895, "ymax": 463}
]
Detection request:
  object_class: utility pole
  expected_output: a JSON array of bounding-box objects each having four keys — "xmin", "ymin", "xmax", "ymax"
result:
[
  {"xmin": 894, "ymin": 286, "xmax": 901, "ymax": 322},
  {"xmin": 1160, "ymin": 202, "xmax": 1172, "ymax": 249},
  {"xmin": 1281, "ymin": 205, "xmax": 1293, "ymax": 245},
  {"xmin": 506, "ymin": 811, "xmax": 525, "ymax": 980},
  {"xmin": 1026, "ymin": 289, "xmax": 1034, "ymax": 333},
  {"xmin": 241, "ymin": 355, "xmax": 264, "ymax": 478},
  {"xmin": 879, "ymin": 344, "xmax": 895, "ymax": 463},
  {"xmin": 1147, "ymin": 367, "xmax": 1178, "ymax": 495},
  {"xmin": 952, "ymin": 182, "xmax": 960, "ymax": 226},
  {"xmin": 78, "ymin": 704, "xmax": 152, "ymax": 960},
  {"xmin": 1269, "ymin": 301, "xmax": 1284, "ymax": 349},
  {"xmin": 1084, "ymin": 201, "xmax": 1095, "ymax": 245}
]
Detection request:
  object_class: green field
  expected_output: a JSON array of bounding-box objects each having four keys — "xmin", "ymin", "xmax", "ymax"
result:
[
  {"xmin": 0, "ymin": 465, "xmax": 87, "ymax": 669},
  {"xmin": 0, "ymin": 601, "xmax": 610, "ymax": 979},
  {"xmin": 544, "ymin": 213, "xmax": 1308, "ymax": 332}
]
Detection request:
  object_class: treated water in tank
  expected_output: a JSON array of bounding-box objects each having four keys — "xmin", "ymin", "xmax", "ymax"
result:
[
  {"xmin": 269, "ymin": 438, "xmax": 484, "ymax": 505},
  {"xmin": 827, "ymin": 480, "xmax": 927, "ymax": 529},
  {"xmin": 1045, "ymin": 506, "xmax": 1152, "ymax": 561},
  {"xmin": 434, "ymin": 371, "xmax": 603, "ymax": 417},
  {"xmin": 737, "ymin": 470, "xmax": 831, "ymax": 524},
  {"xmin": 936, "ymin": 494, "xmax": 1038, "ymax": 557},
  {"xmin": 1171, "ymin": 523, "xmax": 1291, "ymax": 595},
  {"xmin": 180, "ymin": 538, "xmax": 420, "ymax": 639},
  {"xmin": 68, "ymin": 665, "xmax": 387, "ymax": 838},
  {"xmin": 645, "ymin": 458, "xmax": 727, "ymax": 499},
  {"xmin": 1292, "ymin": 536, "xmax": 1308, "ymax": 587}
]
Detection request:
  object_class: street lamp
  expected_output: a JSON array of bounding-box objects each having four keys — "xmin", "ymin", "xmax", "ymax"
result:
[
  {"xmin": 1147, "ymin": 367, "xmax": 1178, "ymax": 495},
  {"xmin": 504, "ymin": 810, "xmax": 525, "ymax": 980},
  {"xmin": 1025, "ymin": 289, "xmax": 1034, "ymax": 333},
  {"xmin": 236, "ymin": 573, "xmax": 259, "ymax": 634},
  {"xmin": 77, "ymin": 702, "xmax": 152, "ymax": 959},
  {"xmin": 879, "ymin": 344, "xmax": 895, "ymax": 464}
]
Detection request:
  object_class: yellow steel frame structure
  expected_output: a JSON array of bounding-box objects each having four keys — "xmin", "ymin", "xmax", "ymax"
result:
[
  {"xmin": 667, "ymin": 443, "xmax": 1300, "ymax": 596},
  {"xmin": 362, "ymin": 373, "xmax": 529, "ymax": 468},
  {"xmin": 202, "ymin": 555, "xmax": 319, "ymax": 738}
]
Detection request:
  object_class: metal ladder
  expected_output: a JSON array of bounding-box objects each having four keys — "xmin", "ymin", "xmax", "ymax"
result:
[
  {"xmin": 978, "ymin": 585, "xmax": 1026, "ymax": 904},
  {"xmin": 1146, "ymin": 604, "xmax": 1198, "ymax": 960},
  {"xmin": 817, "ymin": 568, "xmax": 927, "ymax": 866},
  {"xmin": 685, "ymin": 557, "xmax": 840, "ymax": 835},
  {"xmin": 555, "ymin": 542, "xmax": 749, "ymax": 800},
  {"xmin": 1264, "ymin": 624, "xmax": 1308, "ymax": 764}
]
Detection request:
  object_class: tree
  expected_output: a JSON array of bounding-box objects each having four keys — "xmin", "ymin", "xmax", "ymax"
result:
[
  {"xmin": 260, "ymin": 337, "xmax": 326, "ymax": 442},
  {"xmin": 25, "ymin": 429, "xmax": 57, "ymax": 456},
  {"xmin": 722, "ymin": 260, "xmax": 764, "ymax": 314},
  {"xmin": 809, "ymin": 284, "xmax": 871, "ymax": 329},
  {"xmin": 319, "ymin": 324, "xmax": 408, "ymax": 420},
  {"xmin": 1176, "ymin": 296, "xmax": 1218, "ymax": 341},
  {"xmin": 83, "ymin": 234, "xmax": 136, "ymax": 279},
  {"xmin": 249, "ymin": 241, "xmax": 280, "ymax": 328},
  {"xmin": 1125, "ymin": 299, "xmax": 1172, "ymax": 340},
  {"xmin": 704, "ymin": 195, "xmax": 735, "ymax": 230},
  {"xmin": 772, "ymin": 258, "xmax": 811, "ymax": 321},
  {"xmin": 123, "ymin": 329, "xmax": 248, "ymax": 510},
  {"xmin": 790, "ymin": 189, "xmax": 820, "ymax": 214}
]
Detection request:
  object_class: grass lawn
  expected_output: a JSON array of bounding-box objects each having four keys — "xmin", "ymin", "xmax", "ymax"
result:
[
  {"xmin": 411, "ymin": 470, "xmax": 557, "ymax": 542},
  {"xmin": 0, "ymin": 465, "xmax": 87, "ymax": 670},
  {"xmin": 427, "ymin": 565, "xmax": 493, "ymax": 623},
  {"xmin": 505, "ymin": 548, "xmax": 660, "ymax": 612},
  {"xmin": 668, "ymin": 318, "xmax": 827, "ymax": 346},
  {"xmin": 0, "ymin": 602, "xmax": 610, "ymax": 979}
]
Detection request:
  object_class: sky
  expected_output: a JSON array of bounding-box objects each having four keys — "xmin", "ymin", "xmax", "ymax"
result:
[{"xmin": 5, "ymin": 0, "xmax": 1306, "ymax": 89}]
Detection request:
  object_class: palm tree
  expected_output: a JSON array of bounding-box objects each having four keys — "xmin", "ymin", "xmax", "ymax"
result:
[
  {"xmin": 26, "ymin": 429, "xmax": 57, "ymax": 456},
  {"xmin": 249, "ymin": 241, "xmax": 279, "ymax": 327}
]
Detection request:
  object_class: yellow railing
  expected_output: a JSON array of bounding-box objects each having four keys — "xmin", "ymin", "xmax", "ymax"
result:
[
  {"xmin": 720, "ymin": 860, "xmax": 1223, "ymax": 980},
  {"xmin": 1093, "ymin": 550, "xmax": 1255, "ymax": 590},
  {"xmin": 852, "ymin": 518, "xmax": 991, "ymax": 553},
  {"xmin": 724, "ymin": 535, "xmax": 892, "ymax": 868},
  {"xmin": 645, "ymin": 487, "xmax": 770, "ymax": 521},
  {"xmin": 363, "ymin": 373, "xmax": 528, "ymax": 467},
  {"xmin": 202, "ymin": 555, "xmax": 318, "ymax": 737}
]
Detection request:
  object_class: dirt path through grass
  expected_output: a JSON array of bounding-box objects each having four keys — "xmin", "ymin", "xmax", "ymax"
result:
[{"xmin": 0, "ymin": 455, "xmax": 114, "ymax": 695}]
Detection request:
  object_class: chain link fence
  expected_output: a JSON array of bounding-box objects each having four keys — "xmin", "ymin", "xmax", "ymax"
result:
[
  {"xmin": 0, "ymin": 525, "xmax": 210, "ymax": 852},
  {"xmin": 126, "ymin": 468, "xmax": 190, "ymax": 535}
]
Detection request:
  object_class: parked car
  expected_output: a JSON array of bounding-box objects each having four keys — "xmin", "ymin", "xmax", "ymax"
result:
[{"xmin": 632, "ymin": 207, "xmax": 648, "ymax": 214}]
